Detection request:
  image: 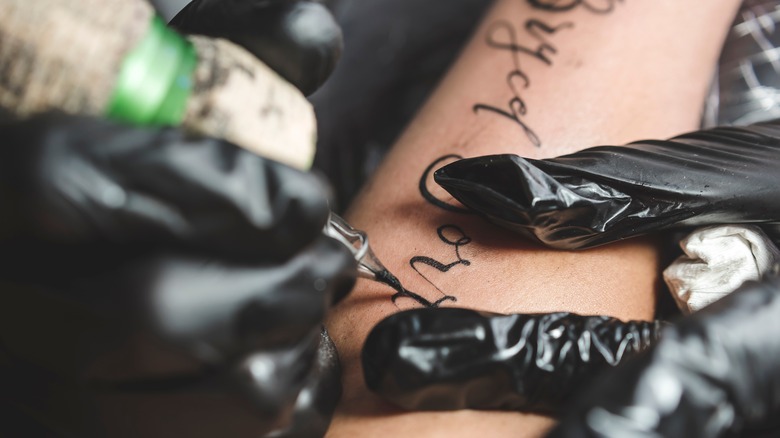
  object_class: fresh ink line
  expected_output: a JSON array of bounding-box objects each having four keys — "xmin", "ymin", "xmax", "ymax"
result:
[
  {"xmin": 410, "ymin": 225, "xmax": 472, "ymax": 276},
  {"xmin": 419, "ymin": 154, "xmax": 474, "ymax": 214},
  {"xmin": 409, "ymin": 225, "xmax": 472, "ymax": 296},
  {"xmin": 374, "ymin": 268, "xmax": 454, "ymax": 308},
  {"xmin": 528, "ymin": 0, "xmax": 623, "ymax": 15},
  {"xmin": 410, "ymin": 255, "xmax": 470, "ymax": 275},
  {"xmin": 400, "ymin": 224, "xmax": 472, "ymax": 306},
  {"xmin": 407, "ymin": 155, "xmax": 480, "ymax": 307},
  {"xmin": 392, "ymin": 289, "xmax": 455, "ymax": 308},
  {"xmin": 473, "ymin": 18, "xmax": 573, "ymax": 147}
]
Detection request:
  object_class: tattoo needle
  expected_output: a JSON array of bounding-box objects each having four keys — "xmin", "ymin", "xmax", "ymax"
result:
[{"xmin": 323, "ymin": 212, "xmax": 398, "ymax": 283}]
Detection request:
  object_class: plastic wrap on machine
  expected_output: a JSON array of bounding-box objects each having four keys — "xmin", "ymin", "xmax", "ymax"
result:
[
  {"xmin": 362, "ymin": 308, "xmax": 661, "ymax": 413},
  {"xmin": 434, "ymin": 120, "xmax": 780, "ymax": 250}
]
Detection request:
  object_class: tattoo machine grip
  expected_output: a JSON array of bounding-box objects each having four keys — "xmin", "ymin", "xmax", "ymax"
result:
[
  {"xmin": 0, "ymin": 0, "xmax": 316, "ymax": 170},
  {"xmin": 322, "ymin": 212, "xmax": 390, "ymax": 280}
]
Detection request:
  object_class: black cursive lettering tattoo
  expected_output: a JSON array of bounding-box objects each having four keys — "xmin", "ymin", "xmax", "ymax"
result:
[
  {"xmin": 473, "ymin": 19, "xmax": 573, "ymax": 147},
  {"xmin": 390, "ymin": 285, "xmax": 456, "ymax": 308},
  {"xmin": 387, "ymin": 158, "xmax": 479, "ymax": 307},
  {"xmin": 392, "ymin": 225, "xmax": 472, "ymax": 307},
  {"xmin": 528, "ymin": 0, "xmax": 623, "ymax": 15},
  {"xmin": 410, "ymin": 225, "xmax": 472, "ymax": 278},
  {"xmin": 419, "ymin": 154, "xmax": 474, "ymax": 214}
]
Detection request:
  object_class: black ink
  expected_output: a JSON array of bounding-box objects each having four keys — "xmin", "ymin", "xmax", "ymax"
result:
[
  {"xmin": 407, "ymin": 225, "xmax": 471, "ymax": 302},
  {"xmin": 409, "ymin": 256, "xmax": 469, "ymax": 274},
  {"xmin": 528, "ymin": 0, "xmax": 623, "ymax": 14},
  {"xmin": 410, "ymin": 225, "xmax": 472, "ymax": 274},
  {"xmin": 473, "ymin": 99, "xmax": 540, "ymax": 147},
  {"xmin": 391, "ymin": 225, "xmax": 472, "ymax": 307},
  {"xmin": 375, "ymin": 268, "xmax": 455, "ymax": 308},
  {"xmin": 486, "ymin": 19, "xmax": 571, "ymax": 66},
  {"xmin": 391, "ymin": 288, "xmax": 456, "ymax": 308},
  {"xmin": 410, "ymin": 225, "xmax": 472, "ymax": 288},
  {"xmin": 473, "ymin": 19, "xmax": 572, "ymax": 147},
  {"xmin": 387, "ymin": 166, "xmax": 477, "ymax": 307},
  {"xmin": 419, "ymin": 154, "xmax": 475, "ymax": 214},
  {"xmin": 525, "ymin": 19, "xmax": 574, "ymax": 59}
]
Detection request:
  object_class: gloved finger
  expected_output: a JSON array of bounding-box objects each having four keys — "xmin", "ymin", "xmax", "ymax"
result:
[
  {"xmin": 131, "ymin": 236, "xmax": 356, "ymax": 359},
  {"xmin": 434, "ymin": 120, "xmax": 780, "ymax": 250},
  {"xmin": 0, "ymin": 236, "xmax": 356, "ymax": 383},
  {"xmin": 547, "ymin": 272, "xmax": 780, "ymax": 438},
  {"xmin": 170, "ymin": 0, "xmax": 342, "ymax": 95},
  {"xmin": 362, "ymin": 307, "xmax": 661, "ymax": 414},
  {"xmin": 225, "ymin": 328, "xmax": 322, "ymax": 434},
  {"xmin": 0, "ymin": 113, "xmax": 331, "ymax": 261},
  {"xmin": 263, "ymin": 327, "xmax": 342, "ymax": 438}
]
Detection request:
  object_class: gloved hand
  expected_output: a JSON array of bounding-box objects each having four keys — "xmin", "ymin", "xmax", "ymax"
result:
[
  {"xmin": 361, "ymin": 120, "xmax": 780, "ymax": 417},
  {"xmin": 0, "ymin": 114, "xmax": 356, "ymax": 438},
  {"xmin": 169, "ymin": 0, "xmax": 343, "ymax": 96},
  {"xmin": 362, "ymin": 308, "xmax": 661, "ymax": 414},
  {"xmin": 434, "ymin": 120, "xmax": 780, "ymax": 250},
  {"xmin": 548, "ymin": 271, "xmax": 780, "ymax": 438}
]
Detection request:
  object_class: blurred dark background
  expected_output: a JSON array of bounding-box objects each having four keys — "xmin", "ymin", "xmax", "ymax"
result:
[{"xmin": 308, "ymin": 0, "xmax": 491, "ymax": 211}]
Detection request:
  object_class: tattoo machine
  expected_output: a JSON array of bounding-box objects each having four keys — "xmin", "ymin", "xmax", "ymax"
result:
[{"xmin": 323, "ymin": 212, "xmax": 391, "ymax": 280}]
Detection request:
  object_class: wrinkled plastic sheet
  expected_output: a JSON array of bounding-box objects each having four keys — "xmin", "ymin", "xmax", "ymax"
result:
[
  {"xmin": 362, "ymin": 308, "xmax": 661, "ymax": 413},
  {"xmin": 548, "ymin": 273, "xmax": 780, "ymax": 438},
  {"xmin": 435, "ymin": 121, "xmax": 780, "ymax": 250}
]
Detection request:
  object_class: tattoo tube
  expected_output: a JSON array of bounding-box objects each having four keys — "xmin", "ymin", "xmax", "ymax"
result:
[
  {"xmin": 0, "ymin": 0, "xmax": 316, "ymax": 170},
  {"xmin": 362, "ymin": 308, "xmax": 661, "ymax": 413}
]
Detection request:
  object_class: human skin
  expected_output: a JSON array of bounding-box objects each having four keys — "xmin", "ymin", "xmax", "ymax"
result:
[{"xmin": 325, "ymin": 0, "xmax": 742, "ymax": 436}]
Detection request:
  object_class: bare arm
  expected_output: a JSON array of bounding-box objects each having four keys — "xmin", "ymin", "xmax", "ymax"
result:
[{"xmin": 326, "ymin": 0, "xmax": 741, "ymax": 436}]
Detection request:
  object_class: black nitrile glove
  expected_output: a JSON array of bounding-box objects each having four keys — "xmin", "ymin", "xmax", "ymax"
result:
[
  {"xmin": 362, "ymin": 121, "xmax": 780, "ymax": 422},
  {"xmin": 548, "ymin": 272, "xmax": 780, "ymax": 438},
  {"xmin": 363, "ymin": 308, "xmax": 661, "ymax": 414},
  {"xmin": 0, "ymin": 114, "xmax": 356, "ymax": 438},
  {"xmin": 170, "ymin": 0, "xmax": 342, "ymax": 96},
  {"xmin": 434, "ymin": 120, "xmax": 780, "ymax": 250}
]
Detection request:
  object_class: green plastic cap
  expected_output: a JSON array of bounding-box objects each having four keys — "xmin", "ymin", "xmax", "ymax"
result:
[{"xmin": 106, "ymin": 16, "xmax": 197, "ymax": 126}]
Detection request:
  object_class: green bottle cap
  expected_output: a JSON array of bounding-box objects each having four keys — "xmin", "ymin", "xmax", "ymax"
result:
[{"xmin": 106, "ymin": 16, "xmax": 197, "ymax": 126}]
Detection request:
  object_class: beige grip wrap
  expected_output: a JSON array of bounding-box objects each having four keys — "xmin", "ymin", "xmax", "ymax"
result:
[
  {"xmin": 0, "ymin": 0, "xmax": 317, "ymax": 170},
  {"xmin": 0, "ymin": 0, "xmax": 152, "ymax": 117},
  {"xmin": 184, "ymin": 37, "xmax": 317, "ymax": 170}
]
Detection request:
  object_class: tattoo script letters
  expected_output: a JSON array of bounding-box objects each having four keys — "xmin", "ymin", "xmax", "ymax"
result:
[
  {"xmin": 473, "ymin": 0, "xmax": 623, "ymax": 147},
  {"xmin": 390, "ymin": 155, "xmax": 473, "ymax": 307},
  {"xmin": 391, "ymin": 0, "xmax": 624, "ymax": 307}
]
